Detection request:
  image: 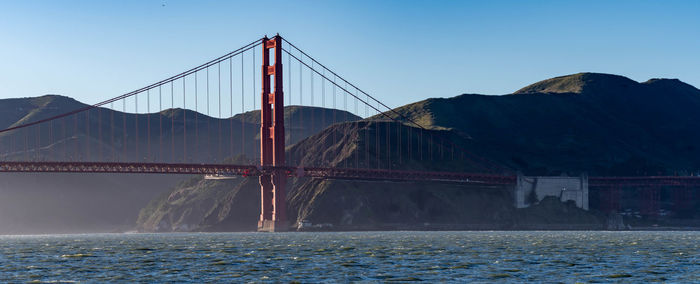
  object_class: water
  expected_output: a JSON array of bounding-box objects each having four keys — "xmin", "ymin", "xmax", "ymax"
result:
[{"xmin": 0, "ymin": 231, "xmax": 697, "ymax": 282}]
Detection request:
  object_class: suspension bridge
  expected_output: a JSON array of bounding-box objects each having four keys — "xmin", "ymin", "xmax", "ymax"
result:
[{"xmin": 0, "ymin": 35, "xmax": 697, "ymax": 231}]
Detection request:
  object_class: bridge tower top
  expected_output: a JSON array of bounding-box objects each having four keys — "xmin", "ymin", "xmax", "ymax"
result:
[{"xmin": 258, "ymin": 35, "xmax": 287, "ymax": 232}]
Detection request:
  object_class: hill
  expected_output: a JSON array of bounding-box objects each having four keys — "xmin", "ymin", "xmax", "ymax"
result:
[
  {"xmin": 136, "ymin": 72, "xmax": 700, "ymax": 231},
  {"xmin": 0, "ymin": 95, "xmax": 358, "ymax": 234},
  {"xmin": 391, "ymin": 73, "xmax": 700, "ymax": 176}
]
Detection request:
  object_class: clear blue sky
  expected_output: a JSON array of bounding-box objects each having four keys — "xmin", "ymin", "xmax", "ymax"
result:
[{"xmin": 1, "ymin": 0, "xmax": 699, "ymax": 111}]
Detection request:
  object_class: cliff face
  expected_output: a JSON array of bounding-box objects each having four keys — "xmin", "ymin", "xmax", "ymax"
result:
[{"xmin": 136, "ymin": 177, "xmax": 261, "ymax": 232}]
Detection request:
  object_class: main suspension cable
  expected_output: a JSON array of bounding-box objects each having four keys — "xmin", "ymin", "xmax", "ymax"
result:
[{"xmin": 0, "ymin": 39, "xmax": 262, "ymax": 135}]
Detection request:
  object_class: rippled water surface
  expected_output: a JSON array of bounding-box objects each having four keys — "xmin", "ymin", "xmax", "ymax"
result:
[{"xmin": 0, "ymin": 231, "xmax": 698, "ymax": 282}]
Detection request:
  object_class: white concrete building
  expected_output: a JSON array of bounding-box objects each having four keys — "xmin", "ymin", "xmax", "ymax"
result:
[{"xmin": 514, "ymin": 174, "xmax": 589, "ymax": 210}]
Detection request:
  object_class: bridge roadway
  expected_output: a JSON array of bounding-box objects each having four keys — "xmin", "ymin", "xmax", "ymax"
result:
[
  {"xmin": 0, "ymin": 161, "xmax": 516, "ymax": 185},
  {"xmin": 589, "ymin": 176, "xmax": 700, "ymax": 187},
  {"xmin": 2, "ymin": 161, "xmax": 700, "ymax": 187}
]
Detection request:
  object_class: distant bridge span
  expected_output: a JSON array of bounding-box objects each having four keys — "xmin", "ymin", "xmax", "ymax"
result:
[
  {"xmin": 3, "ymin": 160, "xmax": 699, "ymax": 188},
  {"xmin": 0, "ymin": 161, "xmax": 516, "ymax": 185}
]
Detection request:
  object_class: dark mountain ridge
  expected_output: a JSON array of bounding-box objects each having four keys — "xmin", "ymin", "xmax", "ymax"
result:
[
  {"xmin": 136, "ymin": 72, "xmax": 700, "ymax": 232},
  {"xmin": 391, "ymin": 72, "xmax": 700, "ymax": 175}
]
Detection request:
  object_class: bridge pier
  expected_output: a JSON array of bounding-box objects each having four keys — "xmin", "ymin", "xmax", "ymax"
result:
[
  {"xmin": 258, "ymin": 171, "xmax": 288, "ymax": 232},
  {"xmin": 258, "ymin": 175, "xmax": 273, "ymax": 228},
  {"xmin": 257, "ymin": 35, "xmax": 288, "ymax": 232}
]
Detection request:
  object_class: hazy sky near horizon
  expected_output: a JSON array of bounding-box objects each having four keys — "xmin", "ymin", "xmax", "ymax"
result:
[{"xmin": 1, "ymin": 0, "xmax": 699, "ymax": 110}]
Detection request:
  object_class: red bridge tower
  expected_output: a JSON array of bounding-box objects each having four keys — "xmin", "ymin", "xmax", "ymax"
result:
[{"xmin": 258, "ymin": 35, "xmax": 287, "ymax": 232}]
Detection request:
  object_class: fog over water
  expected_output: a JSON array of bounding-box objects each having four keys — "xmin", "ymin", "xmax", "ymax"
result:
[{"xmin": 0, "ymin": 173, "xmax": 181, "ymax": 234}]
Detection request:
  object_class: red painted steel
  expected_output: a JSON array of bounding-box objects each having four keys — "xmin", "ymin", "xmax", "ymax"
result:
[
  {"xmin": 0, "ymin": 161, "xmax": 516, "ymax": 184},
  {"xmin": 3, "ymin": 161, "xmax": 700, "ymax": 188},
  {"xmin": 590, "ymin": 176, "xmax": 700, "ymax": 187},
  {"xmin": 0, "ymin": 161, "xmax": 261, "ymax": 175},
  {"xmin": 298, "ymin": 167, "xmax": 516, "ymax": 185},
  {"xmin": 598, "ymin": 185, "xmax": 622, "ymax": 213},
  {"xmin": 258, "ymin": 35, "xmax": 287, "ymax": 232}
]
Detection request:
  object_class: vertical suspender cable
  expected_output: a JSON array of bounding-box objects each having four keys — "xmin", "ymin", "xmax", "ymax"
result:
[
  {"xmin": 322, "ymin": 69, "xmax": 326, "ymax": 158},
  {"xmin": 5, "ymin": 126, "xmax": 10, "ymax": 160},
  {"xmin": 24, "ymin": 127, "xmax": 28, "ymax": 161},
  {"xmin": 10, "ymin": 128, "xmax": 14, "ymax": 160},
  {"xmin": 398, "ymin": 121, "xmax": 402, "ymax": 166},
  {"xmin": 230, "ymin": 57, "xmax": 233, "ymax": 159},
  {"xmin": 122, "ymin": 99, "xmax": 126, "ymax": 161},
  {"xmin": 296, "ymin": 55, "xmax": 306, "ymax": 164},
  {"xmin": 298, "ymin": 53, "xmax": 303, "ymax": 165},
  {"xmin": 49, "ymin": 119, "xmax": 53, "ymax": 160},
  {"xmin": 310, "ymin": 61, "xmax": 314, "ymax": 141},
  {"xmin": 299, "ymin": 53, "xmax": 303, "ymax": 120},
  {"xmin": 85, "ymin": 108, "xmax": 89, "ymax": 161},
  {"xmin": 195, "ymin": 72, "xmax": 199, "ymax": 161},
  {"xmin": 344, "ymin": 82, "xmax": 348, "ymax": 168},
  {"xmin": 251, "ymin": 48, "xmax": 257, "ymax": 111},
  {"xmin": 286, "ymin": 52, "xmax": 291, "ymax": 147},
  {"xmin": 135, "ymin": 93, "xmax": 138, "ymax": 161},
  {"xmin": 110, "ymin": 102, "xmax": 114, "ymax": 161},
  {"xmin": 63, "ymin": 116, "xmax": 67, "ymax": 160},
  {"xmin": 252, "ymin": 48, "xmax": 257, "ymax": 164},
  {"xmin": 159, "ymin": 85, "xmax": 162, "ymax": 161},
  {"xmin": 241, "ymin": 53, "xmax": 245, "ymax": 158},
  {"xmin": 387, "ymin": 115, "xmax": 390, "ymax": 170},
  {"xmin": 365, "ymin": 93, "xmax": 369, "ymax": 168},
  {"xmin": 218, "ymin": 62, "xmax": 222, "ymax": 162},
  {"xmin": 288, "ymin": 52, "xmax": 292, "ymax": 146},
  {"xmin": 376, "ymin": 103, "xmax": 380, "ymax": 169},
  {"xmin": 11, "ymin": 129, "xmax": 17, "ymax": 160},
  {"xmin": 74, "ymin": 112, "xmax": 79, "ymax": 160},
  {"xmin": 344, "ymin": 83, "xmax": 348, "ymax": 123},
  {"xmin": 333, "ymin": 76, "xmax": 337, "ymax": 164},
  {"xmin": 3, "ymin": 130, "xmax": 8, "ymax": 160},
  {"xmin": 440, "ymin": 137, "xmax": 443, "ymax": 160},
  {"xmin": 354, "ymin": 90, "xmax": 359, "ymax": 118},
  {"xmin": 354, "ymin": 90, "xmax": 358, "ymax": 168},
  {"xmin": 98, "ymin": 107, "xmax": 102, "ymax": 161},
  {"xmin": 441, "ymin": 139, "xmax": 444, "ymax": 161},
  {"xmin": 183, "ymin": 77, "xmax": 187, "ymax": 162},
  {"xmin": 419, "ymin": 128, "xmax": 422, "ymax": 161},
  {"xmin": 24, "ymin": 128, "xmax": 29, "ymax": 161},
  {"xmin": 428, "ymin": 130, "xmax": 432, "ymax": 162},
  {"xmin": 408, "ymin": 117, "xmax": 411, "ymax": 162},
  {"xmin": 206, "ymin": 67, "xmax": 210, "ymax": 161},
  {"xmin": 171, "ymin": 81, "xmax": 175, "ymax": 162},
  {"xmin": 34, "ymin": 124, "xmax": 39, "ymax": 161},
  {"xmin": 147, "ymin": 89, "xmax": 151, "ymax": 161}
]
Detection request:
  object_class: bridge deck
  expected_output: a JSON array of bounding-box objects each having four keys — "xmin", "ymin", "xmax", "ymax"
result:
[{"xmin": 0, "ymin": 161, "xmax": 516, "ymax": 185}]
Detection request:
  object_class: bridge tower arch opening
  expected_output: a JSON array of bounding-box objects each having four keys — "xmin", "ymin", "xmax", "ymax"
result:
[{"xmin": 258, "ymin": 35, "xmax": 287, "ymax": 232}]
